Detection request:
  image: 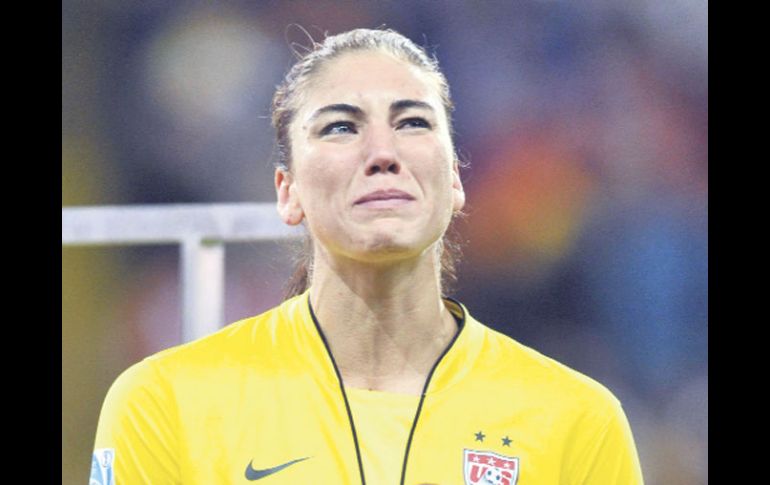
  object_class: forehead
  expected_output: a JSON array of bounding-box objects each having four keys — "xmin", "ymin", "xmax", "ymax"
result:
[{"xmin": 299, "ymin": 50, "xmax": 443, "ymax": 114}]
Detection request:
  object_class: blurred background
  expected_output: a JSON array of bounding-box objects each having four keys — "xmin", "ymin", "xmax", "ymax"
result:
[{"xmin": 62, "ymin": 1, "xmax": 707, "ymax": 484}]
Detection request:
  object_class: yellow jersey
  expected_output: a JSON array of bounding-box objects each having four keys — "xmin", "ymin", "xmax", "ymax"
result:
[{"xmin": 91, "ymin": 291, "xmax": 643, "ymax": 484}]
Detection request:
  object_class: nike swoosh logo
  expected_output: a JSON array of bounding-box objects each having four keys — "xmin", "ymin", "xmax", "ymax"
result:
[{"xmin": 245, "ymin": 457, "xmax": 310, "ymax": 481}]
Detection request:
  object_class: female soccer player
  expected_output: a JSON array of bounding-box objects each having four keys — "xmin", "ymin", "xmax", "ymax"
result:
[{"xmin": 91, "ymin": 28, "xmax": 644, "ymax": 485}]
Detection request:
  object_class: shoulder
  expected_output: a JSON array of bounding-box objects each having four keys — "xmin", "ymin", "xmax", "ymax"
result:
[
  {"xmin": 96, "ymin": 299, "xmax": 296, "ymax": 443},
  {"xmin": 472, "ymin": 319, "xmax": 621, "ymax": 412},
  {"xmin": 105, "ymin": 295, "xmax": 304, "ymax": 401},
  {"xmin": 145, "ymin": 296, "xmax": 301, "ymax": 373},
  {"xmin": 469, "ymin": 320, "xmax": 634, "ymax": 462}
]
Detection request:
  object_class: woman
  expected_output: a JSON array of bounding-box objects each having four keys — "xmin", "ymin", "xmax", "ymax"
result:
[{"xmin": 91, "ymin": 28, "xmax": 644, "ymax": 485}]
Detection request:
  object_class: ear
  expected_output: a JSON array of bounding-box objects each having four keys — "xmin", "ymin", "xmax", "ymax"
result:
[
  {"xmin": 451, "ymin": 161, "xmax": 465, "ymax": 212},
  {"xmin": 275, "ymin": 168, "xmax": 304, "ymax": 226}
]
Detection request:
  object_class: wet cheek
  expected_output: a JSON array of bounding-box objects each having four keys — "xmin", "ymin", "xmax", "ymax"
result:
[
  {"xmin": 296, "ymin": 147, "xmax": 340, "ymax": 182},
  {"xmin": 296, "ymin": 154, "xmax": 348, "ymax": 215},
  {"xmin": 413, "ymin": 145, "xmax": 453, "ymax": 186}
]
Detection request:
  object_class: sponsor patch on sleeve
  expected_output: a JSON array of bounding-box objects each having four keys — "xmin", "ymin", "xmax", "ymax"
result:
[{"xmin": 90, "ymin": 448, "xmax": 115, "ymax": 485}]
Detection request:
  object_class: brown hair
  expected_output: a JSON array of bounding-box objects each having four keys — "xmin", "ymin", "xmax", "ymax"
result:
[{"xmin": 271, "ymin": 27, "xmax": 466, "ymax": 299}]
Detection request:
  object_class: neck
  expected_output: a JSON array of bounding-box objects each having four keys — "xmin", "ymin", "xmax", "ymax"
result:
[{"xmin": 309, "ymin": 245, "xmax": 458, "ymax": 395}]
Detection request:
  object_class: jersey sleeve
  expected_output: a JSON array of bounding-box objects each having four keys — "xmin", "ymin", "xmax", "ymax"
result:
[
  {"xmin": 563, "ymin": 394, "xmax": 645, "ymax": 485},
  {"xmin": 91, "ymin": 358, "xmax": 181, "ymax": 484}
]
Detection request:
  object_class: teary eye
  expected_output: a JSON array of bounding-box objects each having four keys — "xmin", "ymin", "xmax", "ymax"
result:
[
  {"xmin": 397, "ymin": 117, "xmax": 431, "ymax": 130},
  {"xmin": 320, "ymin": 121, "xmax": 357, "ymax": 136}
]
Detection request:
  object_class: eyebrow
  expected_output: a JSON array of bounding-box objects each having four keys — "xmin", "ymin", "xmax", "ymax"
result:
[
  {"xmin": 307, "ymin": 99, "xmax": 435, "ymax": 122},
  {"xmin": 390, "ymin": 99, "xmax": 435, "ymax": 115},
  {"xmin": 308, "ymin": 103, "xmax": 364, "ymax": 122}
]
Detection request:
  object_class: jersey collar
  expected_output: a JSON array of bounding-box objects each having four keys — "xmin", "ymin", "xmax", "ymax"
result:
[{"xmin": 280, "ymin": 290, "xmax": 485, "ymax": 395}]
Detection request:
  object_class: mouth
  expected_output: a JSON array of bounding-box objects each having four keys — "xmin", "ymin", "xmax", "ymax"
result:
[{"xmin": 354, "ymin": 189, "xmax": 416, "ymax": 206}]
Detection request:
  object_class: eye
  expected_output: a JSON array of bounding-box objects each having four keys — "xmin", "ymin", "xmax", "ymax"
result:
[
  {"xmin": 320, "ymin": 121, "xmax": 357, "ymax": 136},
  {"xmin": 397, "ymin": 117, "xmax": 432, "ymax": 130}
]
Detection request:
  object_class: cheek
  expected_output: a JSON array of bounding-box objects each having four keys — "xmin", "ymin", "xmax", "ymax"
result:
[
  {"xmin": 415, "ymin": 143, "xmax": 454, "ymax": 197},
  {"xmin": 293, "ymin": 149, "xmax": 352, "ymax": 219},
  {"xmin": 429, "ymin": 149, "xmax": 459, "ymax": 220}
]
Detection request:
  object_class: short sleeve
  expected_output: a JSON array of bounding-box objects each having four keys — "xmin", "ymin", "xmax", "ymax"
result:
[
  {"xmin": 563, "ymin": 395, "xmax": 644, "ymax": 485},
  {"xmin": 91, "ymin": 359, "xmax": 181, "ymax": 484}
]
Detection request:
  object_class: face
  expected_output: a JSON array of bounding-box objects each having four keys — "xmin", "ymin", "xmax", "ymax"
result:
[{"xmin": 275, "ymin": 50, "xmax": 465, "ymax": 265}]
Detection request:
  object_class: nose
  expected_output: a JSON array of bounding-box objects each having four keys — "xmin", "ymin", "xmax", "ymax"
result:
[{"xmin": 363, "ymin": 124, "xmax": 401, "ymax": 176}]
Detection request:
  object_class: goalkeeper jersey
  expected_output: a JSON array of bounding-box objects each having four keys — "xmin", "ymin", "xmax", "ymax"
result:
[{"xmin": 91, "ymin": 291, "xmax": 644, "ymax": 485}]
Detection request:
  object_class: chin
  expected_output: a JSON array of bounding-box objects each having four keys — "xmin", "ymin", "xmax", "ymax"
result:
[
  {"xmin": 362, "ymin": 234, "xmax": 412, "ymax": 256},
  {"xmin": 352, "ymin": 231, "xmax": 440, "ymax": 264}
]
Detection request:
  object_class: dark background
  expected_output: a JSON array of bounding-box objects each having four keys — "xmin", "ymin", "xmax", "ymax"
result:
[{"xmin": 62, "ymin": 2, "xmax": 707, "ymax": 483}]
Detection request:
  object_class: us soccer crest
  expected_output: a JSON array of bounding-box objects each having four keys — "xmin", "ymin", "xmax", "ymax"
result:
[{"xmin": 463, "ymin": 449, "xmax": 519, "ymax": 485}]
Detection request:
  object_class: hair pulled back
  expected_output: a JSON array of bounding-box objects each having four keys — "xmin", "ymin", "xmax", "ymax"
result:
[{"xmin": 271, "ymin": 27, "xmax": 465, "ymax": 299}]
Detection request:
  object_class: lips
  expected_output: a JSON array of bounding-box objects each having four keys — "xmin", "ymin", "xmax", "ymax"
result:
[{"xmin": 354, "ymin": 189, "xmax": 415, "ymax": 205}]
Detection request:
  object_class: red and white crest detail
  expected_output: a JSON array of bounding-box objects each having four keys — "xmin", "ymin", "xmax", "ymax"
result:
[{"xmin": 463, "ymin": 449, "xmax": 519, "ymax": 485}]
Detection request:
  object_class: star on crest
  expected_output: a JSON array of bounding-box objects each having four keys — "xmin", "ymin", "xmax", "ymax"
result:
[
  {"xmin": 502, "ymin": 436, "xmax": 512, "ymax": 447},
  {"xmin": 474, "ymin": 431, "xmax": 486, "ymax": 442}
]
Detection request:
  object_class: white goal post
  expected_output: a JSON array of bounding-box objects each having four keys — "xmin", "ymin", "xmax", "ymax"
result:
[{"xmin": 62, "ymin": 203, "xmax": 302, "ymax": 343}]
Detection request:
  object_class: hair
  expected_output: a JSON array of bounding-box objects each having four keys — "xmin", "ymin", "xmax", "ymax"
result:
[{"xmin": 271, "ymin": 27, "xmax": 466, "ymax": 300}]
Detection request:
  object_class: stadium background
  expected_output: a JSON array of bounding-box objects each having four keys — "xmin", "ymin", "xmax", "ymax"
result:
[{"xmin": 62, "ymin": 2, "xmax": 707, "ymax": 484}]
